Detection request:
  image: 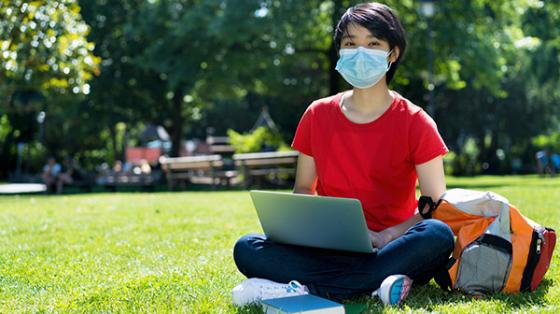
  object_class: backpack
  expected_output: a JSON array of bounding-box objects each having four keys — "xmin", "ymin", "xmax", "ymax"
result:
[{"xmin": 418, "ymin": 188, "xmax": 556, "ymax": 295}]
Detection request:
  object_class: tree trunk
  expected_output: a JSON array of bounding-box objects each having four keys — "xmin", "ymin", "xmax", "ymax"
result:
[
  {"xmin": 109, "ymin": 124, "xmax": 119, "ymax": 162},
  {"xmin": 0, "ymin": 129, "xmax": 15, "ymax": 178},
  {"xmin": 328, "ymin": 0, "xmax": 344, "ymax": 95},
  {"xmin": 170, "ymin": 89, "xmax": 184, "ymax": 157},
  {"xmin": 328, "ymin": 41, "xmax": 339, "ymax": 95},
  {"xmin": 477, "ymin": 131, "xmax": 500, "ymax": 174},
  {"xmin": 122, "ymin": 126, "xmax": 128, "ymax": 164}
]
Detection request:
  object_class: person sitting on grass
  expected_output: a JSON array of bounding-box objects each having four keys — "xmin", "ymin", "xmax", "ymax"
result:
[{"xmin": 232, "ymin": 2, "xmax": 454, "ymax": 307}]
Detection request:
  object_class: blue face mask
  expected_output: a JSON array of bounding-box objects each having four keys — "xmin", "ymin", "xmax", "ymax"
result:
[{"xmin": 335, "ymin": 47, "xmax": 392, "ymax": 89}]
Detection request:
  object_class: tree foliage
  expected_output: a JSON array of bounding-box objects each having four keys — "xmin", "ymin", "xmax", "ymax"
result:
[
  {"xmin": 1, "ymin": 0, "xmax": 559, "ymax": 178},
  {"xmin": 0, "ymin": 0, "xmax": 99, "ymax": 177},
  {"xmin": 0, "ymin": 0, "xmax": 99, "ymax": 97}
]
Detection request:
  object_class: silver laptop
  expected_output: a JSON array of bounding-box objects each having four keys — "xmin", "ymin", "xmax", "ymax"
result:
[{"xmin": 250, "ymin": 190, "xmax": 377, "ymax": 254}]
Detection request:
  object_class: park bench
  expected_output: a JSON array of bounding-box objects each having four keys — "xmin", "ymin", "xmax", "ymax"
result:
[
  {"xmin": 159, "ymin": 155, "xmax": 237, "ymax": 190},
  {"xmin": 66, "ymin": 173, "xmax": 96, "ymax": 193},
  {"xmin": 96, "ymin": 149, "xmax": 162, "ymax": 192},
  {"xmin": 100, "ymin": 172, "xmax": 159, "ymax": 192},
  {"xmin": 206, "ymin": 136, "xmax": 235, "ymax": 155},
  {"xmin": 233, "ymin": 151, "xmax": 299, "ymax": 188}
]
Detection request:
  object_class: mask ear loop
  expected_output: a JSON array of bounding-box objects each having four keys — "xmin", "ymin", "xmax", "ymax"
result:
[{"xmin": 387, "ymin": 49, "xmax": 394, "ymax": 71}]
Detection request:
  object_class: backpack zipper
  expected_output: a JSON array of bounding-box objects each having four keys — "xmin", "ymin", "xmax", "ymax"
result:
[{"xmin": 520, "ymin": 229, "xmax": 544, "ymax": 291}]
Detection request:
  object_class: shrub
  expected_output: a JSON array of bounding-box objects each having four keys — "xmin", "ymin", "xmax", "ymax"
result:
[{"xmin": 227, "ymin": 127, "xmax": 289, "ymax": 153}]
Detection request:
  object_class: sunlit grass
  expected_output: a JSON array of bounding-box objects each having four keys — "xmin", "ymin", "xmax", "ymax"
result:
[{"xmin": 0, "ymin": 175, "xmax": 559, "ymax": 312}]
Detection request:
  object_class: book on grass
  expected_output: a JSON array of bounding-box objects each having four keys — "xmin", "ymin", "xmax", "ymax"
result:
[{"xmin": 261, "ymin": 294, "xmax": 345, "ymax": 314}]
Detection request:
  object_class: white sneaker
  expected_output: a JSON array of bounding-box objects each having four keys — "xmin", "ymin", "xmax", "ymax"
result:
[
  {"xmin": 232, "ymin": 278, "xmax": 309, "ymax": 307},
  {"xmin": 372, "ymin": 274, "xmax": 412, "ymax": 306}
]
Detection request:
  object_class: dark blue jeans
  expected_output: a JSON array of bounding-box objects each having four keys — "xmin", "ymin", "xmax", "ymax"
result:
[{"xmin": 233, "ymin": 219, "xmax": 454, "ymax": 301}]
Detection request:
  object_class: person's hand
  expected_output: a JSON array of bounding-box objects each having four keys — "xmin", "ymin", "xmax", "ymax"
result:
[{"xmin": 368, "ymin": 229, "xmax": 393, "ymax": 248}]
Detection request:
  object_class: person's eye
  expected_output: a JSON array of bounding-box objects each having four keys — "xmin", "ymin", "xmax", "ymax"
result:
[
  {"xmin": 343, "ymin": 42, "xmax": 355, "ymax": 47},
  {"xmin": 368, "ymin": 41, "xmax": 380, "ymax": 47}
]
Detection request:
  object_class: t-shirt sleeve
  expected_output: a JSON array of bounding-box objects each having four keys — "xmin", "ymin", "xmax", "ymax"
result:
[
  {"xmin": 291, "ymin": 108, "xmax": 314, "ymax": 156},
  {"xmin": 409, "ymin": 110, "xmax": 448, "ymax": 165}
]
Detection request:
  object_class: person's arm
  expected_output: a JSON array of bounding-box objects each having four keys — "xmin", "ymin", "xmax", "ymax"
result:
[
  {"xmin": 369, "ymin": 155, "xmax": 446, "ymax": 248},
  {"xmin": 293, "ymin": 152, "xmax": 317, "ymax": 195}
]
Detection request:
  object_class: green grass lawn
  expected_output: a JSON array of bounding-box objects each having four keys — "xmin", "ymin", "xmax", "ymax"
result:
[{"xmin": 1, "ymin": 175, "xmax": 559, "ymax": 313}]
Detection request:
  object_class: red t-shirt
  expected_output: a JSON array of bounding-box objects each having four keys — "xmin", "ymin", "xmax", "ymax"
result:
[{"xmin": 291, "ymin": 91, "xmax": 448, "ymax": 231}]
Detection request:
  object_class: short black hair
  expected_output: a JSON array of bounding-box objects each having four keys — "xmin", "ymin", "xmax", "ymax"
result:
[{"xmin": 333, "ymin": 2, "xmax": 407, "ymax": 84}]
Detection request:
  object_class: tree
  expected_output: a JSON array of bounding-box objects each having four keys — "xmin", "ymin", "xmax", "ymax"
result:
[
  {"xmin": 77, "ymin": 0, "xmax": 168, "ymax": 163},
  {"xmin": 0, "ymin": 0, "xmax": 99, "ymax": 177},
  {"xmin": 127, "ymin": 0, "xmax": 325, "ymax": 156}
]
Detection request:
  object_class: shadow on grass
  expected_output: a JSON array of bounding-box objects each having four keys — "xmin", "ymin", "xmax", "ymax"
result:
[
  {"xmin": 57, "ymin": 184, "xmax": 245, "ymax": 195},
  {"xmin": 476, "ymin": 278, "xmax": 554, "ymax": 309},
  {"xmin": 55, "ymin": 180, "xmax": 294, "ymax": 195},
  {"xmin": 397, "ymin": 278, "xmax": 553, "ymax": 312},
  {"xmin": 288, "ymin": 278, "xmax": 554, "ymax": 314}
]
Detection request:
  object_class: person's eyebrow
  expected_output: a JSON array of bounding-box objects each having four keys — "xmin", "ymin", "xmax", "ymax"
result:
[{"xmin": 342, "ymin": 33, "xmax": 379, "ymax": 40}]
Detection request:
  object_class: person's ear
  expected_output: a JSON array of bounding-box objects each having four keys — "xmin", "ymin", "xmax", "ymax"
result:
[{"xmin": 389, "ymin": 47, "xmax": 400, "ymax": 63}]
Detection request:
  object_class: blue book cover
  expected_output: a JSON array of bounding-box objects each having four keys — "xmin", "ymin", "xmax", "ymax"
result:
[{"xmin": 261, "ymin": 294, "xmax": 345, "ymax": 314}]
